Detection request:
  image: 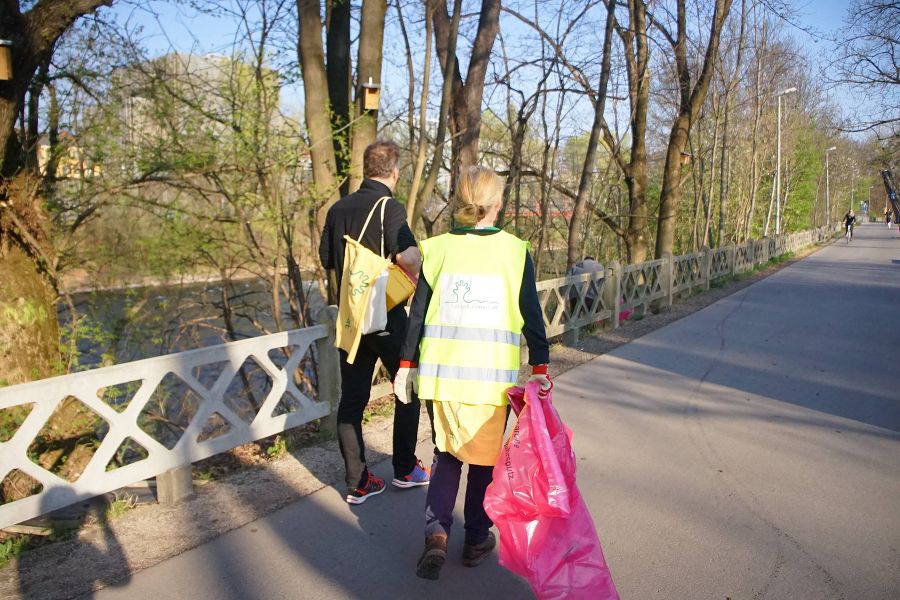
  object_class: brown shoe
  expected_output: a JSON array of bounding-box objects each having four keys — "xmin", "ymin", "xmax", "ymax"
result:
[
  {"xmin": 462, "ymin": 531, "xmax": 496, "ymax": 567},
  {"xmin": 416, "ymin": 533, "xmax": 448, "ymax": 580}
]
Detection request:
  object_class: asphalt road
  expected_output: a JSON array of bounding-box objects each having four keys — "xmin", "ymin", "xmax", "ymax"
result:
[{"xmin": 93, "ymin": 223, "xmax": 900, "ymax": 600}]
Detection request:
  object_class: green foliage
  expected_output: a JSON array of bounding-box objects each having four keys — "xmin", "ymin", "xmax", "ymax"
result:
[
  {"xmin": 0, "ymin": 535, "xmax": 32, "ymax": 568},
  {"xmin": 49, "ymin": 521, "xmax": 80, "ymax": 542},
  {"xmin": 784, "ymin": 130, "xmax": 824, "ymax": 231},
  {"xmin": 265, "ymin": 435, "xmax": 288, "ymax": 458},
  {"xmin": 106, "ymin": 494, "xmax": 137, "ymax": 519},
  {"xmin": 1, "ymin": 299, "xmax": 48, "ymax": 328}
]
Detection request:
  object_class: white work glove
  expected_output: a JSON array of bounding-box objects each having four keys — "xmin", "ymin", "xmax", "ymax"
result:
[
  {"xmin": 393, "ymin": 361, "xmax": 418, "ymax": 404},
  {"xmin": 528, "ymin": 364, "xmax": 553, "ymax": 396}
]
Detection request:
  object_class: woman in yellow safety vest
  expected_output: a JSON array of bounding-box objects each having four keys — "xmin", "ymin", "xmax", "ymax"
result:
[{"xmin": 393, "ymin": 165, "xmax": 551, "ymax": 581}]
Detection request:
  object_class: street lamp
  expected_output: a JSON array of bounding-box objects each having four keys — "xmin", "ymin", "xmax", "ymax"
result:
[
  {"xmin": 825, "ymin": 146, "xmax": 837, "ymax": 225},
  {"xmin": 775, "ymin": 87, "xmax": 798, "ymax": 235},
  {"xmin": 866, "ymin": 184, "xmax": 880, "ymax": 221}
]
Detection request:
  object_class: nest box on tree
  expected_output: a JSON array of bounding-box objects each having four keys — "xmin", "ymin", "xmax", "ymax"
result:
[
  {"xmin": 361, "ymin": 77, "xmax": 381, "ymax": 111},
  {"xmin": 0, "ymin": 40, "xmax": 12, "ymax": 81}
]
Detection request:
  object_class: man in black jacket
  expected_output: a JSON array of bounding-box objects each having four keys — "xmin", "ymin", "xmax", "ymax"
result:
[{"xmin": 319, "ymin": 140, "xmax": 430, "ymax": 504}]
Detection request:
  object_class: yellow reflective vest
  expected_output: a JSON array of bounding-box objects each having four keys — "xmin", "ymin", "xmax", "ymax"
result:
[{"xmin": 416, "ymin": 230, "xmax": 528, "ymax": 406}]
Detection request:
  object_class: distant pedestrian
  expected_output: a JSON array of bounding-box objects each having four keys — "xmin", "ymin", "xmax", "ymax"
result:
[
  {"xmin": 566, "ymin": 256, "xmax": 604, "ymax": 314},
  {"xmin": 394, "ymin": 165, "xmax": 551, "ymax": 581},
  {"xmin": 318, "ymin": 140, "xmax": 431, "ymax": 505},
  {"xmin": 886, "ymin": 207, "xmax": 893, "ymax": 229}
]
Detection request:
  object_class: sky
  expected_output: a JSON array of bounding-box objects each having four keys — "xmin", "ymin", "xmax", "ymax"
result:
[{"xmin": 101, "ymin": 1, "xmax": 860, "ymax": 123}]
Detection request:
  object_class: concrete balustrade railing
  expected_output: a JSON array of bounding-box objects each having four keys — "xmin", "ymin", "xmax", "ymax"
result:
[
  {"xmin": 546, "ymin": 225, "xmax": 839, "ymax": 344},
  {"xmin": 0, "ymin": 322, "xmax": 340, "ymax": 529},
  {"xmin": 0, "ymin": 225, "xmax": 837, "ymax": 528}
]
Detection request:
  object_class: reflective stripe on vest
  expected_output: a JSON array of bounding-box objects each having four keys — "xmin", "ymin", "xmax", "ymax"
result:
[
  {"xmin": 418, "ymin": 363, "xmax": 519, "ymax": 384},
  {"xmin": 423, "ymin": 325, "xmax": 522, "ymax": 346}
]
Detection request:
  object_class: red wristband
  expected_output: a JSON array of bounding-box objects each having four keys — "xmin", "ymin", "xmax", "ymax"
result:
[
  {"xmin": 399, "ymin": 359, "xmax": 417, "ymax": 369},
  {"xmin": 531, "ymin": 364, "xmax": 548, "ymax": 375}
]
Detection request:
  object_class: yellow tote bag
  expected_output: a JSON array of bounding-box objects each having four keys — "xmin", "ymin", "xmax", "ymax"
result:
[{"xmin": 335, "ymin": 198, "xmax": 392, "ymax": 363}]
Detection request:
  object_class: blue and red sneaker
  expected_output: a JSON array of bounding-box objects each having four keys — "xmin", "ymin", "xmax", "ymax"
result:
[{"xmin": 392, "ymin": 459, "xmax": 431, "ymax": 488}]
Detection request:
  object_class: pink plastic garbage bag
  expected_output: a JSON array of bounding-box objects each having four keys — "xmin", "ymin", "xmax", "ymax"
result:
[{"xmin": 483, "ymin": 382, "xmax": 619, "ymax": 600}]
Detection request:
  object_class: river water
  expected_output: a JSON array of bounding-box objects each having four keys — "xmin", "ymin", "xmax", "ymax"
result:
[{"xmin": 57, "ymin": 277, "xmax": 327, "ymax": 453}]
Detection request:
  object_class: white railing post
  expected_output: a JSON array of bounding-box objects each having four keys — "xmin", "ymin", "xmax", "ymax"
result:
[
  {"xmin": 701, "ymin": 246, "xmax": 712, "ymax": 290},
  {"xmin": 314, "ymin": 306, "xmax": 341, "ymax": 439},
  {"xmin": 604, "ymin": 261, "xmax": 622, "ymax": 329},
  {"xmin": 157, "ymin": 465, "xmax": 193, "ymax": 504},
  {"xmin": 662, "ymin": 252, "xmax": 674, "ymax": 308}
]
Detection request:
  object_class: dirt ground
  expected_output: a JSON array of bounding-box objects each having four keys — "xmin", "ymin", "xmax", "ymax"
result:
[{"xmin": 0, "ymin": 243, "xmax": 827, "ymax": 600}]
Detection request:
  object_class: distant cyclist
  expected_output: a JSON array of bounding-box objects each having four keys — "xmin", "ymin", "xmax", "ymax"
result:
[{"xmin": 843, "ymin": 209, "xmax": 856, "ymax": 242}]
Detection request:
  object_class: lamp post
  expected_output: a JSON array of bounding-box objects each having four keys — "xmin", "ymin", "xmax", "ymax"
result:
[
  {"xmin": 775, "ymin": 87, "xmax": 798, "ymax": 235},
  {"xmin": 825, "ymin": 146, "xmax": 837, "ymax": 225}
]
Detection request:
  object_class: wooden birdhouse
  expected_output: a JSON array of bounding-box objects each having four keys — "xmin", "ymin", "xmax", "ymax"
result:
[
  {"xmin": 0, "ymin": 40, "xmax": 12, "ymax": 81},
  {"xmin": 361, "ymin": 77, "xmax": 381, "ymax": 111}
]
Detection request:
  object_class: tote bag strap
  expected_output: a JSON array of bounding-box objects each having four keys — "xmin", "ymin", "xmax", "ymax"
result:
[{"xmin": 356, "ymin": 196, "xmax": 390, "ymax": 258}]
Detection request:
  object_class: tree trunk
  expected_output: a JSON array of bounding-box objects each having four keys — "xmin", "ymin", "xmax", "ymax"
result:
[
  {"xmin": 297, "ymin": 0, "xmax": 340, "ymax": 227},
  {"xmin": 744, "ymin": 16, "xmax": 764, "ymax": 240},
  {"xmin": 1, "ymin": 0, "xmax": 114, "ymax": 385},
  {"xmin": 623, "ymin": 171, "xmax": 649, "ymax": 263},
  {"xmin": 566, "ymin": 0, "xmax": 615, "ymax": 269},
  {"xmin": 347, "ymin": 0, "xmax": 387, "ymax": 192},
  {"xmin": 615, "ymin": 0, "xmax": 651, "ymax": 264},
  {"xmin": 654, "ymin": 0, "xmax": 733, "ymax": 259},
  {"xmin": 0, "ymin": 197, "xmax": 60, "ymax": 385},
  {"xmin": 326, "ymin": 0, "xmax": 351, "ymax": 195},
  {"xmin": 704, "ymin": 103, "xmax": 721, "ymax": 248},
  {"xmin": 432, "ymin": 0, "xmax": 500, "ymax": 172},
  {"xmin": 717, "ymin": 0, "xmax": 746, "ymax": 246},
  {"xmin": 412, "ymin": 0, "xmax": 462, "ymax": 230}
]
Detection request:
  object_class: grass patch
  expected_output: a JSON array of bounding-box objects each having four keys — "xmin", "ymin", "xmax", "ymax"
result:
[
  {"xmin": 49, "ymin": 521, "xmax": 80, "ymax": 542},
  {"xmin": 362, "ymin": 395, "xmax": 395, "ymax": 424},
  {"xmin": 106, "ymin": 493, "xmax": 137, "ymax": 519},
  {"xmin": 0, "ymin": 535, "xmax": 31, "ymax": 568},
  {"xmin": 265, "ymin": 435, "xmax": 288, "ymax": 458}
]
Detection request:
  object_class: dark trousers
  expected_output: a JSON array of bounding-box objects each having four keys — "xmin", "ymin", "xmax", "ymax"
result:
[
  {"xmin": 424, "ymin": 451, "xmax": 494, "ymax": 545},
  {"xmin": 337, "ymin": 306, "xmax": 421, "ymax": 488}
]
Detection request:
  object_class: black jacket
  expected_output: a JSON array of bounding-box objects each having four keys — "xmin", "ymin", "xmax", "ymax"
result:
[{"xmin": 319, "ymin": 179, "xmax": 417, "ymax": 290}]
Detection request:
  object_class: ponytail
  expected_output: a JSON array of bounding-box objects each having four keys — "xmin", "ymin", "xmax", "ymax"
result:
[{"xmin": 454, "ymin": 166, "xmax": 503, "ymax": 227}]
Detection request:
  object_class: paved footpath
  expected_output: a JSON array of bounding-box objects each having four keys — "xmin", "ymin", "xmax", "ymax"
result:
[{"xmin": 93, "ymin": 224, "xmax": 900, "ymax": 600}]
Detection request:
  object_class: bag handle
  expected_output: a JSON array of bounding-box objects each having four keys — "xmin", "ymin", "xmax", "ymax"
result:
[{"xmin": 356, "ymin": 196, "xmax": 390, "ymax": 258}]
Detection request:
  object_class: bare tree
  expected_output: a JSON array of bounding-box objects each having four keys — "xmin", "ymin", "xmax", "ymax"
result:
[
  {"xmin": 566, "ymin": 0, "xmax": 615, "ymax": 269},
  {"xmin": 432, "ymin": 0, "xmax": 501, "ymax": 171},
  {"xmin": 653, "ymin": 0, "xmax": 734, "ymax": 259},
  {"xmin": 827, "ymin": 0, "xmax": 900, "ymax": 133}
]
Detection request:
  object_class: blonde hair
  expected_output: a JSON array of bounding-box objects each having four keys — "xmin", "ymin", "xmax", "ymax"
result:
[{"xmin": 454, "ymin": 166, "xmax": 503, "ymax": 227}]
